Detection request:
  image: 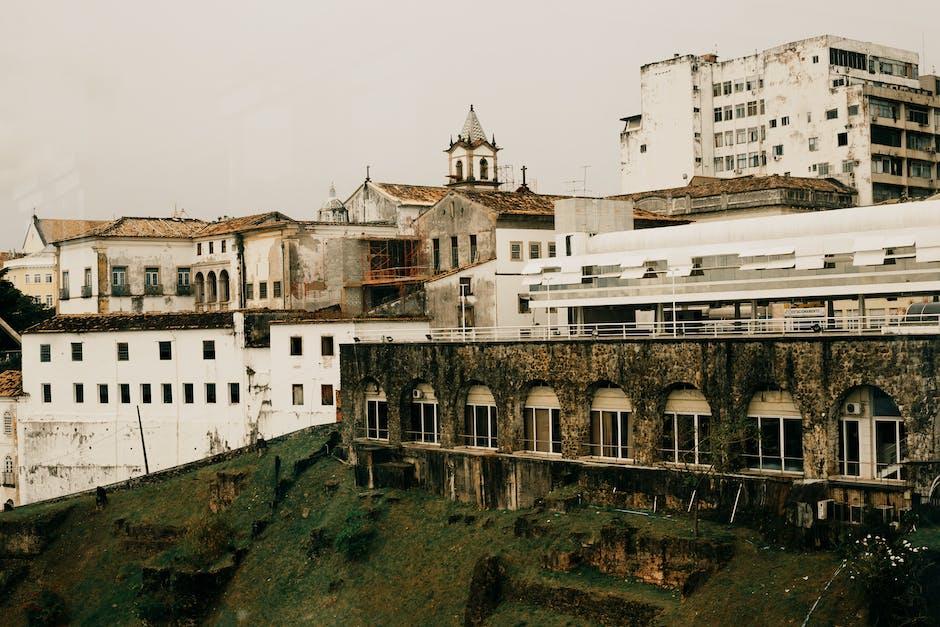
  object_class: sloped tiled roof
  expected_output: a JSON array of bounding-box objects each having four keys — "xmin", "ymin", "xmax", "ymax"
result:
[
  {"xmin": 460, "ymin": 106, "xmax": 488, "ymax": 143},
  {"xmin": 75, "ymin": 217, "xmax": 207, "ymax": 240},
  {"xmin": 371, "ymin": 183, "xmax": 449, "ymax": 206},
  {"xmin": 27, "ymin": 312, "xmax": 234, "ymax": 334},
  {"xmin": 608, "ymin": 175, "xmax": 856, "ymax": 202},
  {"xmin": 36, "ymin": 218, "xmax": 110, "ymax": 244},
  {"xmin": 195, "ymin": 212, "xmax": 296, "ymax": 237},
  {"xmin": 0, "ymin": 370, "xmax": 23, "ymax": 397}
]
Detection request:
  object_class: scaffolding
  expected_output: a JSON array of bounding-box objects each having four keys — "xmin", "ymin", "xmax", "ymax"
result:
[{"xmin": 362, "ymin": 238, "xmax": 428, "ymax": 285}]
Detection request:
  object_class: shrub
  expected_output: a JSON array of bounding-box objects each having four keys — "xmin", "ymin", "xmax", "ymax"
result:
[
  {"xmin": 333, "ymin": 509, "xmax": 376, "ymax": 561},
  {"xmin": 848, "ymin": 534, "xmax": 930, "ymax": 624},
  {"xmin": 23, "ymin": 589, "xmax": 69, "ymax": 627},
  {"xmin": 176, "ymin": 514, "xmax": 237, "ymax": 570}
]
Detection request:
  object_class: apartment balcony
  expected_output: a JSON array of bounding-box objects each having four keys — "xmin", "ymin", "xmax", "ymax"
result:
[
  {"xmin": 58, "ymin": 288, "xmax": 69, "ymax": 300},
  {"xmin": 81, "ymin": 285, "xmax": 92, "ymax": 298},
  {"xmin": 111, "ymin": 285, "xmax": 130, "ymax": 297},
  {"xmin": 144, "ymin": 284, "xmax": 164, "ymax": 296},
  {"xmin": 2, "ymin": 471, "xmax": 14, "ymax": 488}
]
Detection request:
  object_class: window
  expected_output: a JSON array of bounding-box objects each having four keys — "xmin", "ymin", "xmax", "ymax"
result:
[
  {"xmin": 826, "ymin": 108, "xmax": 838, "ymax": 120},
  {"xmin": 837, "ymin": 132, "xmax": 848, "ymax": 147},
  {"xmin": 45, "ymin": 274, "xmax": 52, "ymax": 283},
  {"xmin": 712, "ymin": 83, "xmax": 721, "ymax": 97},
  {"xmin": 524, "ymin": 406, "xmax": 561, "ymax": 454},
  {"xmin": 3, "ymin": 412, "xmax": 11, "ymax": 435},
  {"xmin": 808, "ymin": 137, "xmax": 818, "ymax": 152},
  {"xmin": 455, "ymin": 160, "xmax": 463, "ymax": 181},
  {"xmin": 33, "ymin": 273, "xmax": 40, "ymax": 283},
  {"xmin": 158, "ymin": 341, "xmax": 171, "ymax": 360},
  {"xmin": 450, "ymin": 236, "xmax": 459, "ymax": 268},
  {"xmin": 41, "ymin": 384, "xmax": 51, "ymax": 403},
  {"xmin": 639, "ymin": 144, "xmax": 647, "ymax": 153},
  {"xmin": 842, "ymin": 160, "xmax": 855, "ymax": 174},
  {"xmin": 259, "ymin": 282, "xmax": 268, "ymax": 299},
  {"xmin": 817, "ymin": 162, "xmax": 831, "ymax": 176},
  {"xmin": 45, "ymin": 295, "xmax": 52, "ymax": 307},
  {"xmin": 807, "ymin": 111, "xmax": 812, "ymax": 123},
  {"xmin": 907, "ymin": 107, "xmax": 929, "ymax": 125},
  {"xmin": 74, "ymin": 383, "xmax": 84, "ymax": 403},
  {"xmin": 39, "ymin": 343, "xmax": 50, "ymax": 362},
  {"xmin": 479, "ymin": 157, "xmax": 488, "ymax": 180},
  {"xmin": 722, "ymin": 81, "xmax": 731, "ymax": 95},
  {"xmin": 120, "ymin": 383, "xmax": 130, "ymax": 404},
  {"xmin": 117, "ymin": 342, "xmax": 129, "ymax": 361},
  {"xmin": 177, "ymin": 268, "xmax": 190, "ymax": 288},
  {"xmin": 321, "ymin": 335, "xmax": 334, "ymax": 356},
  {"xmin": 366, "ymin": 392, "xmax": 389, "ymax": 440},
  {"xmin": 292, "ymin": 384, "xmax": 304, "ymax": 406},
  {"xmin": 747, "ymin": 100, "xmax": 757, "ymax": 116},
  {"xmin": 848, "ymin": 104, "xmax": 859, "ymax": 116},
  {"xmin": 547, "ymin": 242, "xmax": 556, "ymax": 258},
  {"xmin": 723, "ymin": 105, "xmax": 732, "ymax": 121},
  {"xmin": 98, "ymin": 384, "xmax": 109, "ymax": 403},
  {"xmin": 140, "ymin": 383, "xmax": 152, "ymax": 404},
  {"xmin": 145, "ymin": 267, "xmax": 159, "ymax": 287},
  {"xmin": 773, "ymin": 144, "xmax": 784, "ymax": 156},
  {"xmin": 197, "ymin": 242, "xmax": 202, "ymax": 255},
  {"xmin": 459, "ymin": 276, "xmax": 472, "ymax": 297},
  {"xmin": 208, "ymin": 241, "xmax": 214, "ymax": 254},
  {"xmin": 408, "ymin": 386, "xmax": 440, "ymax": 443},
  {"xmin": 290, "ymin": 336, "xmax": 303, "ymax": 356},
  {"xmin": 518, "ymin": 296, "xmax": 530, "ymax": 314},
  {"xmin": 183, "ymin": 383, "xmax": 194, "ymax": 404},
  {"xmin": 713, "ymin": 107, "xmax": 722, "ymax": 122},
  {"xmin": 529, "ymin": 242, "xmax": 541, "ymax": 259},
  {"xmin": 724, "ymin": 130, "xmax": 733, "ymax": 146},
  {"xmin": 769, "ymin": 118, "xmax": 777, "ymax": 128},
  {"xmin": 910, "ymin": 160, "xmax": 933, "ymax": 178},
  {"xmin": 725, "ymin": 155, "xmax": 734, "ymax": 170},
  {"xmin": 745, "ymin": 416, "xmax": 803, "ymax": 472},
  {"xmin": 713, "ymin": 157, "xmax": 724, "ymax": 172},
  {"xmin": 734, "ymin": 80, "xmax": 744, "ymax": 93},
  {"xmin": 661, "ymin": 412, "xmax": 711, "ymax": 465},
  {"xmin": 812, "ymin": 54, "xmax": 819, "ymax": 63},
  {"xmin": 111, "ymin": 266, "xmax": 127, "ymax": 287},
  {"xmin": 830, "ymin": 47, "xmax": 867, "ymax": 71},
  {"xmin": 245, "ymin": 283, "xmax": 254, "ymax": 300},
  {"xmin": 206, "ymin": 383, "xmax": 217, "ymax": 404},
  {"xmin": 509, "ymin": 241, "xmax": 523, "ymax": 261},
  {"xmin": 714, "ymin": 133, "xmax": 723, "ymax": 148},
  {"xmin": 71, "ymin": 342, "xmax": 82, "ymax": 361},
  {"xmin": 203, "ymin": 340, "xmax": 216, "ymax": 359},
  {"xmin": 273, "ymin": 281, "xmax": 282, "ymax": 298},
  {"xmin": 321, "ymin": 384, "xmax": 334, "ymax": 406},
  {"xmin": 736, "ymin": 153, "xmax": 747, "ymax": 170},
  {"xmin": 838, "ymin": 387, "xmax": 905, "ymax": 480},
  {"xmin": 432, "ymin": 239, "xmax": 441, "ymax": 272},
  {"xmin": 749, "ymin": 152, "xmax": 760, "ymax": 168},
  {"xmin": 736, "ymin": 129, "xmax": 747, "ymax": 144},
  {"xmin": 748, "ymin": 127, "xmax": 759, "ymax": 142},
  {"xmin": 24, "ymin": 274, "xmax": 29, "ymax": 283},
  {"xmin": 735, "ymin": 103, "xmax": 745, "ymax": 118},
  {"xmin": 469, "ymin": 234, "xmax": 478, "ymax": 262},
  {"xmin": 221, "ymin": 240, "xmax": 227, "ymax": 253},
  {"xmin": 464, "ymin": 400, "xmax": 497, "ymax": 449},
  {"xmin": 229, "ymin": 382, "xmax": 240, "ymax": 404},
  {"xmin": 162, "ymin": 383, "xmax": 172, "ymax": 403},
  {"xmin": 780, "ymin": 116, "xmax": 789, "ymax": 126}
]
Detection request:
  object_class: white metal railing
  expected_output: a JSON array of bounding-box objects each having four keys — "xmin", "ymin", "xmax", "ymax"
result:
[{"xmin": 351, "ymin": 313, "xmax": 940, "ymax": 344}]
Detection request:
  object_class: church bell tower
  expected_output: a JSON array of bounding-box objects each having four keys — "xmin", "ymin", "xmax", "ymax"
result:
[{"xmin": 445, "ymin": 105, "xmax": 500, "ymax": 190}]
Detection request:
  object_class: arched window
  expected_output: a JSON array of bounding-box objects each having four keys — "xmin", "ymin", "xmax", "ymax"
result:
[
  {"xmin": 364, "ymin": 381, "xmax": 388, "ymax": 440},
  {"xmin": 589, "ymin": 384, "xmax": 633, "ymax": 459},
  {"xmin": 661, "ymin": 387, "xmax": 711, "ymax": 465},
  {"xmin": 523, "ymin": 386, "xmax": 561, "ymax": 454},
  {"xmin": 743, "ymin": 391, "xmax": 803, "ymax": 472},
  {"xmin": 479, "ymin": 158, "xmax": 489, "ymax": 180},
  {"xmin": 2, "ymin": 411, "xmax": 11, "ymax": 435},
  {"xmin": 207, "ymin": 272, "xmax": 218, "ymax": 303},
  {"xmin": 464, "ymin": 385, "xmax": 497, "ymax": 448},
  {"xmin": 219, "ymin": 270, "xmax": 230, "ymax": 303},
  {"xmin": 455, "ymin": 160, "xmax": 463, "ymax": 181},
  {"xmin": 407, "ymin": 383, "xmax": 439, "ymax": 444},
  {"xmin": 194, "ymin": 273, "xmax": 205, "ymax": 304},
  {"xmin": 839, "ymin": 386, "xmax": 905, "ymax": 480},
  {"xmin": 3, "ymin": 456, "xmax": 11, "ymax": 473}
]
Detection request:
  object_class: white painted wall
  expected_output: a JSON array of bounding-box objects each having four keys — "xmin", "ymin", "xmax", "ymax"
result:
[{"xmin": 0, "ymin": 396, "xmax": 20, "ymax": 507}]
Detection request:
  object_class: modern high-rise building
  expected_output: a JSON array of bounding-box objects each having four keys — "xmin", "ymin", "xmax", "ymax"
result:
[{"xmin": 620, "ymin": 35, "xmax": 940, "ymax": 206}]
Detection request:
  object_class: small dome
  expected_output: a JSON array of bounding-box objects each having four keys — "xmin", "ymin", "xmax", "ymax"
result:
[{"xmin": 318, "ymin": 184, "xmax": 348, "ymax": 223}]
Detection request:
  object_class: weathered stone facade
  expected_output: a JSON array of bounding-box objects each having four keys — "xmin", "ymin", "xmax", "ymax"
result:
[{"xmin": 341, "ymin": 335, "xmax": 940, "ymax": 503}]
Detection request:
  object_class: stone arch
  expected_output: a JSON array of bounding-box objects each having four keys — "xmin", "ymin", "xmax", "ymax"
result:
[
  {"xmin": 455, "ymin": 160, "xmax": 463, "ymax": 181},
  {"xmin": 479, "ymin": 157, "xmax": 488, "ymax": 180},
  {"xmin": 194, "ymin": 272, "xmax": 205, "ymax": 304},
  {"xmin": 458, "ymin": 380, "xmax": 498, "ymax": 448},
  {"xmin": 586, "ymin": 380, "xmax": 634, "ymax": 460},
  {"xmin": 206, "ymin": 271, "xmax": 218, "ymax": 303},
  {"xmin": 658, "ymin": 382, "xmax": 713, "ymax": 466},
  {"xmin": 399, "ymin": 379, "xmax": 440, "ymax": 444},
  {"xmin": 219, "ymin": 269, "xmax": 230, "ymax": 303},
  {"xmin": 830, "ymin": 384, "xmax": 906, "ymax": 480},
  {"xmin": 743, "ymin": 390, "xmax": 805, "ymax": 473},
  {"xmin": 519, "ymin": 381, "xmax": 561, "ymax": 454}
]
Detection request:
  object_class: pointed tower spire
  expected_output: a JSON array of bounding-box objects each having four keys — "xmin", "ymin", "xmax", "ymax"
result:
[{"xmin": 460, "ymin": 105, "xmax": 487, "ymax": 143}]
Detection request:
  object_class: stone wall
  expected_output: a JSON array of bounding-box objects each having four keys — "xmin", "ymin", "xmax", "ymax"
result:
[{"xmin": 340, "ymin": 335, "xmax": 940, "ymax": 498}]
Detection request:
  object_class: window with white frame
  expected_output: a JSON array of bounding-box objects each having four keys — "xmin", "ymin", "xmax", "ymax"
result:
[
  {"xmin": 743, "ymin": 391, "xmax": 804, "ymax": 472},
  {"xmin": 838, "ymin": 386, "xmax": 906, "ymax": 480},
  {"xmin": 365, "ymin": 383, "xmax": 389, "ymax": 440},
  {"xmin": 660, "ymin": 388, "xmax": 711, "ymax": 465},
  {"xmin": 408, "ymin": 383, "xmax": 439, "ymax": 444},
  {"xmin": 588, "ymin": 384, "xmax": 632, "ymax": 459},
  {"xmin": 523, "ymin": 386, "xmax": 561, "ymax": 454},
  {"xmin": 464, "ymin": 385, "xmax": 497, "ymax": 448}
]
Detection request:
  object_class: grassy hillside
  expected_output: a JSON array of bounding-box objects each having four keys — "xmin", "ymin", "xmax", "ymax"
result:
[{"xmin": 0, "ymin": 426, "xmax": 932, "ymax": 625}]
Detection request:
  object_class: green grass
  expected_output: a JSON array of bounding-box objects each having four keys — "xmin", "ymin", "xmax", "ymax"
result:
[{"xmin": 1, "ymin": 426, "xmax": 930, "ymax": 625}]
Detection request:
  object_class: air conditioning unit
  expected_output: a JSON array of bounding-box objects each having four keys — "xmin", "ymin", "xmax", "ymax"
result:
[
  {"xmin": 845, "ymin": 402, "xmax": 862, "ymax": 415},
  {"xmin": 817, "ymin": 499, "xmax": 835, "ymax": 520},
  {"xmin": 412, "ymin": 389, "xmax": 425, "ymax": 400}
]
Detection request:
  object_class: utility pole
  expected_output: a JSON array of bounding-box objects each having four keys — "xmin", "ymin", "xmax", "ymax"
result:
[{"xmin": 136, "ymin": 405, "xmax": 150, "ymax": 475}]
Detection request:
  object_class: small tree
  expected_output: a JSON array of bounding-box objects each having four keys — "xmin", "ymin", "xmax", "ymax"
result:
[
  {"xmin": 0, "ymin": 267, "xmax": 54, "ymax": 334},
  {"xmin": 848, "ymin": 534, "xmax": 930, "ymax": 624}
]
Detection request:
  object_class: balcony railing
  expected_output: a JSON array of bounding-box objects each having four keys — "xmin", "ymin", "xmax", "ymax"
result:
[
  {"xmin": 81, "ymin": 285, "xmax": 92, "ymax": 298},
  {"xmin": 58, "ymin": 288, "xmax": 70, "ymax": 300},
  {"xmin": 176, "ymin": 284, "xmax": 192, "ymax": 296},
  {"xmin": 144, "ymin": 284, "xmax": 164, "ymax": 296},
  {"xmin": 349, "ymin": 313, "xmax": 940, "ymax": 344},
  {"xmin": 111, "ymin": 285, "xmax": 130, "ymax": 297}
]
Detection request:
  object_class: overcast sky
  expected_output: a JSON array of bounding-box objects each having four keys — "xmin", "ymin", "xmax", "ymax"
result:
[{"xmin": 1, "ymin": 0, "xmax": 938, "ymax": 250}]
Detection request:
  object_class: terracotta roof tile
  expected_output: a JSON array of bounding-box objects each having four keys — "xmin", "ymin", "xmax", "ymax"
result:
[
  {"xmin": 27, "ymin": 312, "xmax": 234, "ymax": 333},
  {"xmin": 372, "ymin": 183, "xmax": 449, "ymax": 206},
  {"xmin": 0, "ymin": 370, "xmax": 22, "ymax": 397},
  {"xmin": 36, "ymin": 218, "xmax": 111, "ymax": 244},
  {"xmin": 608, "ymin": 175, "xmax": 856, "ymax": 202},
  {"xmin": 78, "ymin": 217, "xmax": 208, "ymax": 240},
  {"xmin": 195, "ymin": 212, "xmax": 295, "ymax": 237}
]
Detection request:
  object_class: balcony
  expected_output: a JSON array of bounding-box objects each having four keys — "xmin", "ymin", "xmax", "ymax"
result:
[
  {"xmin": 81, "ymin": 285, "xmax": 92, "ymax": 298},
  {"xmin": 144, "ymin": 284, "xmax": 164, "ymax": 296},
  {"xmin": 2, "ymin": 471, "xmax": 14, "ymax": 488},
  {"xmin": 58, "ymin": 288, "xmax": 70, "ymax": 300},
  {"xmin": 176, "ymin": 284, "xmax": 192, "ymax": 296},
  {"xmin": 111, "ymin": 285, "xmax": 130, "ymax": 297}
]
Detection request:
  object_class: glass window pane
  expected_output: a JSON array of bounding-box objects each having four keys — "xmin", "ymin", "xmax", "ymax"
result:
[
  {"xmin": 677, "ymin": 414, "xmax": 695, "ymax": 463},
  {"xmin": 783, "ymin": 419, "xmax": 803, "ymax": 472},
  {"xmin": 842, "ymin": 420, "xmax": 860, "ymax": 476},
  {"xmin": 489, "ymin": 407, "xmax": 498, "ymax": 448},
  {"xmin": 535, "ymin": 408, "xmax": 550, "ymax": 452},
  {"xmin": 590, "ymin": 410, "xmax": 601, "ymax": 456},
  {"xmin": 524, "ymin": 408, "xmax": 534, "ymax": 451},
  {"xmin": 378, "ymin": 401, "xmax": 388, "ymax": 439},
  {"xmin": 464, "ymin": 405, "xmax": 474, "ymax": 446},
  {"xmin": 661, "ymin": 415, "xmax": 674, "ymax": 461},
  {"xmin": 761, "ymin": 417, "xmax": 782, "ymax": 470},
  {"xmin": 875, "ymin": 420, "xmax": 900, "ymax": 478},
  {"xmin": 551, "ymin": 408, "xmax": 561, "ymax": 454},
  {"xmin": 475, "ymin": 405, "xmax": 488, "ymax": 447},
  {"xmin": 619, "ymin": 412, "xmax": 631, "ymax": 458},
  {"xmin": 602, "ymin": 411, "xmax": 617, "ymax": 457},
  {"xmin": 697, "ymin": 415, "xmax": 711, "ymax": 464}
]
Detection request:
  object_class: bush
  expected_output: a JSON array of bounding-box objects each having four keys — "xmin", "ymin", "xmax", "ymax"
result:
[
  {"xmin": 848, "ymin": 534, "xmax": 930, "ymax": 624},
  {"xmin": 23, "ymin": 589, "xmax": 69, "ymax": 627},
  {"xmin": 333, "ymin": 509, "xmax": 376, "ymax": 561},
  {"xmin": 175, "ymin": 514, "xmax": 237, "ymax": 570}
]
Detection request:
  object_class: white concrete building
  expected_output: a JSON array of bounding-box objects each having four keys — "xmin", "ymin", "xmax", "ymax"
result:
[
  {"xmin": 621, "ymin": 35, "xmax": 940, "ymax": 206},
  {"xmin": 268, "ymin": 317, "xmax": 431, "ymax": 426},
  {"xmin": 523, "ymin": 197, "xmax": 940, "ymax": 327},
  {"xmin": 0, "ymin": 370, "xmax": 23, "ymax": 508}
]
